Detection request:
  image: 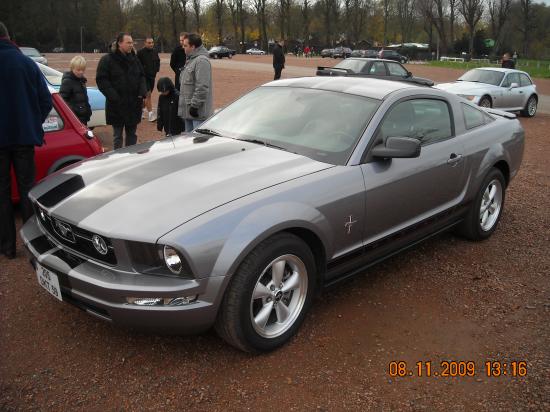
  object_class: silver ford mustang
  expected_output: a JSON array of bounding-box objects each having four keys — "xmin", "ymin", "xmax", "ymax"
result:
[
  {"xmin": 22, "ymin": 77, "xmax": 524, "ymax": 352},
  {"xmin": 435, "ymin": 67, "xmax": 538, "ymax": 117}
]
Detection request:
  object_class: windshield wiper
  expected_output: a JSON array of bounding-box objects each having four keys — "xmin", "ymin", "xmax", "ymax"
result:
[
  {"xmin": 194, "ymin": 128, "xmax": 222, "ymax": 136},
  {"xmin": 239, "ymin": 138, "xmax": 288, "ymax": 151}
]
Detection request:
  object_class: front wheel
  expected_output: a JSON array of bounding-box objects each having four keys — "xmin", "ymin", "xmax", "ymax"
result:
[
  {"xmin": 478, "ymin": 96, "xmax": 492, "ymax": 108},
  {"xmin": 215, "ymin": 233, "xmax": 317, "ymax": 352},
  {"xmin": 456, "ymin": 168, "xmax": 505, "ymax": 241},
  {"xmin": 521, "ymin": 95, "xmax": 537, "ymax": 117}
]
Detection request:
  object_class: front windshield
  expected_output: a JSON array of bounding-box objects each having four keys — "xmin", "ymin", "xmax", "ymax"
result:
[
  {"xmin": 39, "ymin": 64, "xmax": 63, "ymax": 86},
  {"xmin": 201, "ymin": 86, "xmax": 380, "ymax": 165},
  {"xmin": 459, "ymin": 69, "xmax": 504, "ymax": 86},
  {"xmin": 334, "ymin": 59, "xmax": 368, "ymax": 72},
  {"xmin": 22, "ymin": 48, "xmax": 40, "ymax": 57}
]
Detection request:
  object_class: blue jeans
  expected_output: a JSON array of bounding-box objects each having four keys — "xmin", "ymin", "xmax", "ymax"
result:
[{"xmin": 184, "ymin": 119, "xmax": 203, "ymax": 132}]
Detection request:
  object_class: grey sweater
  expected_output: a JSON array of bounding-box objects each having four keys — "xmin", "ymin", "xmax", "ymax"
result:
[{"xmin": 178, "ymin": 46, "xmax": 213, "ymax": 120}]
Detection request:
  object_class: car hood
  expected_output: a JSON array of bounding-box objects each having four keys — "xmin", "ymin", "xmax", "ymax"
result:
[
  {"xmin": 435, "ymin": 81, "xmax": 499, "ymax": 95},
  {"xmin": 30, "ymin": 135, "xmax": 334, "ymax": 241}
]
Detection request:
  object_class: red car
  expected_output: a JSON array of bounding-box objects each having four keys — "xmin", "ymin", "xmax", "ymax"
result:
[{"xmin": 11, "ymin": 88, "xmax": 104, "ymax": 201}]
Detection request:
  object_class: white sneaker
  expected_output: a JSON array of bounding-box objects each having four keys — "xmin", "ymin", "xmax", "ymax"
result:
[
  {"xmin": 148, "ymin": 111, "xmax": 157, "ymax": 122},
  {"xmin": 142, "ymin": 109, "xmax": 148, "ymax": 119}
]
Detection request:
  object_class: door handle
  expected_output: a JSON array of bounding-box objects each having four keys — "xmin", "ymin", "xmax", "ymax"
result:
[{"xmin": 447, "ymin": 153, "xmax": 463, "ymax": 165}]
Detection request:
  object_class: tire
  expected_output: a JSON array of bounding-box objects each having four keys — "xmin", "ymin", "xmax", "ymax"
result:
[
  {"xmin": 521, "ymin": 95, "xmax": 537, "ymax": 117},
  {"xmin": 213, "ymin": 54, "xmax": 218, "ymax": 59},
  {"xmin": 215, "ymin": 233, "xmax": 317, "ymax": 352},
  {"xmin": 478, "ymin": 96, "xmax": 492, "ymax": 108},
  {"xmin": 456, "ymin": 168, "xmax": 506, "ymax": 241},
  {"xmin": 401, "ymin": 58, "xmax": 406, "ymax": 64}
]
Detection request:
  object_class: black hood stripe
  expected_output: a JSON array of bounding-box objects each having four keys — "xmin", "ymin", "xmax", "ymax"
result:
[{"xmin": 51, "ymin": 141, "xmax": 259, "ymax": 223}]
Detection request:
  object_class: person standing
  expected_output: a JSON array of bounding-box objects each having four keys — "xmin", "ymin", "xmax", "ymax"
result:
[
  {"xmin": 501, "ymin": 52, "xmax": 515, "ymax": 69},
  {"xmin": 156, "ymin": 77, "xmax": 183, "ymax": 136},
  {"xmin": 59, "ymin": 55, "xmax": 92, "ymax": 125},
  {"xmin": 273, "ymin": 40, "xmax": 285, "ymax": 80},
  {"xmin": 170, "ymin": 32, "xmax": 187, "ymax": 91},
  {"xmin": 137, "ymin": 36, "xmax": 160, "ymax": 122},
  {"xmin": 178, "ymin": 33, "xmax": 213, "ymax": 131},
  {"xmin": 0, "ymin": 21, "xmax": 52, "ymax": 259},
  {"xmin": 96, "ymin": 33, "xmax": 147, "ymax": 149}
]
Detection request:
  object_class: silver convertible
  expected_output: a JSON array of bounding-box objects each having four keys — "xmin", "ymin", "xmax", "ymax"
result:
[
  {"xmin": 22, "ymin": 77, "xmax": 524, "ymax": 352},
  {"xmin": 435, "ymin": 68, "xmax": 538, "ymax": 117}
]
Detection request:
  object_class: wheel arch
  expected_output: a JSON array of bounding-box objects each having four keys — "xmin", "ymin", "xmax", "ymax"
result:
[{"xmin": 492, "ymin": 160, "xmax": 510, "ymax": 187}]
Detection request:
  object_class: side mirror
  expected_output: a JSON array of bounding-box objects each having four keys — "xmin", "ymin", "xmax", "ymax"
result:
[
  {"xmin": 372, "ymin": 137, "xmax": 421, "ymax": 159},
  {"xmin": 509, "ymin": 82, "xmax": 519, "ymax": 89},
  {"xmin": 406, "ymin": 71, "xmax": 412, "ymax": 78}
]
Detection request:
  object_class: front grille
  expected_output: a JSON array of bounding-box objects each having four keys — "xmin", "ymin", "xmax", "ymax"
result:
[{"xmin": 34, "ymin": 203, "xmax": 117, "ymax": 265}]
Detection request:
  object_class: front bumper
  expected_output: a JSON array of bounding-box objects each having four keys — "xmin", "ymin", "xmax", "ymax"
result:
[{"xmin": 20, "ymin": 216, "xmax": 224, "ymax": 334}]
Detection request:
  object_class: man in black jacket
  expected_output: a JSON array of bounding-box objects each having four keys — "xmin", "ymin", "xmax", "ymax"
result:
[
  {"xmin": 96, "ymin": 33, "xmax": 147, "ymax": 149},
  {"xmin": 170, "ymin": 32, "xmax": 187, "ymax": 91},
  {"xmin": 137, "ymin": 37, "xmax": 160, "ymax": 122},
  {"xmin": 272, "ymin": 40, "xmax": 285, "ymax": 80}
]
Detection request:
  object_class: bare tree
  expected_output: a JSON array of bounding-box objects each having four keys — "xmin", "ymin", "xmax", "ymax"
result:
[
  {"xmin": 177, "ymin": 0, "xmax": 189, "ymax": 31},
  {"xmin": 301, "ymin": 0, "xmax": 311, "ymax": 45},
  {"xmin": 459, "ymin": 0, "xmax": 484, "ymax": 56},
  {"xmin": 253, "ymin": 0, "xmax": 268, "ymax": 49},
  {"xmin": 237, "ymin": 0, "xmax": 245, "ymax": 52},
  {"xmin": 418, "ymin": 0, "xmax": 448, "ymax": 54},
  {"xmin": 518, "ymin": 0, "xmax": 535, "ymax": 56},
  {"xmin": 448, "ymin": 0, "xmax": 457, "ymax": 44},
  {"xmin": 166, "ymin": 0, "xmax": 179, "ymax": 45},
  {"xmin": 395, "ymin": 0, "xmax": 416, "ymax": 43},
  {"xmin": 227, "ymin": 0, "xmax": 239, "ymax": 48},
  {"xmin": 192, "ymin": 0, "xmax": 201, "ymax": 32},
  {"xmin": 214, "ymin": 0, "xmax": 225, "ymax": 44},
  {"xmin": 319, "ymin": 0, "xmax": 339, "ymax": 45},
  {"xmin": 488, "ymin": 0, "xmax": 511, "ymax": 55},
  {"xmin": 382, "ymin": 0, "xmax": 392, "ymax": 45}
]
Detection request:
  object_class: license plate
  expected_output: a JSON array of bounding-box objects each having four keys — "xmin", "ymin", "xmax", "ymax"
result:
[{"xmin": 36, "ymin": 262, "xmax": 63, "ymax": 301}]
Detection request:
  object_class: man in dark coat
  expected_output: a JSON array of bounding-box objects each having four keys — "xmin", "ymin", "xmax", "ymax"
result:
[
  {"xmin": 96, "ymin": 33, "xmax": 147, "ymax": 149},
  {"xmin": 501, "ymin": 53, "xmax": 516, "ymax": 69},
  {"xmin": 137, "ymin": 36, "xmax": 160, "ymax": 122},
  {"xmin": 272, "ymin": 40, "xmax": 285, "ymax": 80},
  {"xmin": 0, "ymin": 21, "xmax": 52, "ymax": 259},
  {"xmin": 170, "ymin": 32, "xmax": 187, "ymax": 91}
]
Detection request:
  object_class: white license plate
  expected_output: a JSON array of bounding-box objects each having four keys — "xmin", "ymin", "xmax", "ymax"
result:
[{"xmin": 36, "ymin": 262, "xmax": 63, "ymax": 301}]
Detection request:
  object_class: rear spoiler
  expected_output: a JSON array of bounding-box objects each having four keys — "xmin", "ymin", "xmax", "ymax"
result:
[
  {"xmin": 485, "ymin": 108, "xmax": 517, "ymax": 119},
  {"xmin": 316, "ymin": 67, "xmax": 353, "ymax": 76}
]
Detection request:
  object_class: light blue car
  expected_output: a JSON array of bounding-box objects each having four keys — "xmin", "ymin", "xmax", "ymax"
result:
[{"xmin": 37, "ymin": 62, "xmax": 106, "ymax": 128}]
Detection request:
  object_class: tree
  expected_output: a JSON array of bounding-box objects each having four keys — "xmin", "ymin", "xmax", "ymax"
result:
[
  {"xmin": 518, "ymin": 0, "xmax": 535, "ymax": 56},
  {"xmin": 459, "ymin": 0, "xmax": 483, "ymax": 56},
  {"xmin": 178, "ymin": 0, "xmax": 189, "ymax": 32},
  {"xmin": 192, "ymin": 0, "xmax": 201, "ymax": 32},
  {"xmin": 488, "ymin": 0, "xmax": 511, "ymax": 56},
  {"xmin": 214, "ymin": 0, "xmax": 225, "ymax": 44},
  {"xmin": 395, "ymin": 0, "xmax": 416, "ymax": 43}
]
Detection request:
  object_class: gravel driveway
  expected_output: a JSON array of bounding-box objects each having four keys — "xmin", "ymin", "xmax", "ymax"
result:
[{"xmin": 1, "ymin": 55, "xmax": 549, "ymax": 411}]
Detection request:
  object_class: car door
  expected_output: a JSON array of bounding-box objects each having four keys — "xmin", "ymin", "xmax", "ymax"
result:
[
  {"xmin": 499, "ymin": 73, "xmax": 522, "ymax": 109},
  {"xmin": 359, "ymin": 98, "xmax": 466, "ymax": 245}
]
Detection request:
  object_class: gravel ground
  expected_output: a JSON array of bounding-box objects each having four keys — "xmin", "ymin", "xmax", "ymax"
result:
[{"xmin": 1, "ymin": 54, "xmax": 549, "ymax": 411}]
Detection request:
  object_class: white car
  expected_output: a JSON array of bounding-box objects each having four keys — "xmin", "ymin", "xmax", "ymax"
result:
[
  {"xmin": 435, "ymin": 68, "xmax": 538, "ymax": 117},
  {"xmin": 21, "ymin": 47, "xmax": 48, "ymax": 65},
  {"xmin": 247, "ymin": 48, "xmax": 266, "ymax": 55},
  {"xmin": 37, "ymin": 63, "xmax": 107, "ymax": 128}
]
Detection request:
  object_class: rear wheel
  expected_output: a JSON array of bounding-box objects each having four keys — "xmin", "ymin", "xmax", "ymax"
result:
[
  {"xmin": 457, "ymin": 168, "xmax": 505, "ymax": 241},
  {"xmin": 213, "ymin": 53, "xmax": 218, "ymax": 59},
  {"xmin": 215, "ymin": 233, "xmax": 317, "ymax": 352},
  {"xmin": 521, "ymin": 95, "xmax": 537, "ymax": 117},
  {"xmin": 478, "ymin": 96, "xmax": 492, "ymax": 108}
]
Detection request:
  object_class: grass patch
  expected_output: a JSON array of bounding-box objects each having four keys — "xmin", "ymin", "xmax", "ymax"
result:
[{"xmin": 427, "ymin": 60, "xmax": 550, "ymax": 79}]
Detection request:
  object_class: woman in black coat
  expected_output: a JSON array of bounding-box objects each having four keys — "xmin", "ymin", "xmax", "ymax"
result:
[{"xmin": 59, "ymin": 56, "xmax": 92, "ymax": 125}]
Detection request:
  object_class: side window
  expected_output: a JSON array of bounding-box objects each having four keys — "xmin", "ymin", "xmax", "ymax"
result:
[
  {"xmin": 501, "ymin": 73, "xmax": 520, "ymax": 87},
  {"xmin": 519, "ymin": 74, "xmax": 532, "ymax": 87},
  {"xmin": 379, "ymin": 99, "xmax": 452, "ymax": 145},
  {"xmin": 462, "ymin": 103, "xmax": 485, "ymax": 129},
  {"xmin": 42, "ymin": 107, "xmax": 64, "ymax": 132},
  {"xmin": 369, "ymin": 62, "xmax": 386, "ymax": 75},
  {"xmin": 386, "ymin": 62, "xmax": 408, "ymax": 77}
]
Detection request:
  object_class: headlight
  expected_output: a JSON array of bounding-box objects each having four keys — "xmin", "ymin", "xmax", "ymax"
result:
[
  {"xmin": 163, "ymin": 245, "xmax": 183, "ymax": 274},
  {"xmin": 458, "ymin": 94, "xmax": 476, "ymax": 101}
]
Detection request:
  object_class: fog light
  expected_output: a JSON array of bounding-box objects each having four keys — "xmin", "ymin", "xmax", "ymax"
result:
[
  {"xmin": 126, "ymin": 295, "xmax": 198, "ymax": 306},
  {"xmin": 163, "ymin": 246, "xmax": 182, "ymax": 274}
]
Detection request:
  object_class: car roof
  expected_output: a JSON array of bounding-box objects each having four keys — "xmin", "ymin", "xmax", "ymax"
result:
[
  {"xmin": 265, "ymin": 76, "xmax": 420, "ymax": 99},
  {"xmin": 340, "ymin": 58, "xmax": 402, "ymax": 64}
]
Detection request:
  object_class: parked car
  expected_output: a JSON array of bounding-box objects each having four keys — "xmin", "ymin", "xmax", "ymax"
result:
[
  {"xmin": 316, "ymin": 58, "xmax": 434, "ymax": 86},
  {"xmin": 435, "ymin": 68, "xmax": 538, "ymax": 117},
  {"xmin": 350, "ymin": 49, "xmax": 378, "ymax": 58},
  {"xmin": 208, "ymin": 46, "xmax": 236, "ymax": 59},
  {"xmin": 11, "ymin": 86, "xmax": 104, "ymax": 202},
  {"xmin": 320, "ymin": 48, "xmax": 334, "ymax": 58},
  {"xmin": 332, "ymin": 47, "xmax": 352, "ymax": 58},
  {"xmin": 37, "ymin": 63, "xmax": 106, "ymax": 128},
  {"xmin": 246, "ymin": 48, "xmax": 266, "ymax": 55},
  {"xmin": 21, "ymin": 47, "xmax": 48, "ymax": 65},
  {"xmin": 22, "ymin": 77, "xmax": 524, "ymax": 353},
  {"xmin": 52, "ymin": 47, "xmax": 65, "ymax": 53},
  {"xmin": 378, "ymin": 49, "xmax": 408, "ymax": 64}
]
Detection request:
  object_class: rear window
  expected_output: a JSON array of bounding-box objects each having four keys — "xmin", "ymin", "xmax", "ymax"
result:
[
  {"xmin": 462, "ymin": 103, "xmax": 487, "ymax": 129},
  {"xmin": 519, "ymin": 74, "xmax": 532, "ymax": 87}
]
